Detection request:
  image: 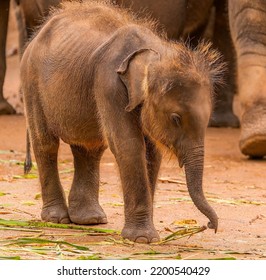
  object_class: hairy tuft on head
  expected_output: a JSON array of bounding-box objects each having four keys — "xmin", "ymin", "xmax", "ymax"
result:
[
  {"xmin": 193, "ymin": 41, "xmax": 226, "ymax": 89},
  {"xmin": 154, "ymin": 40, "xmax": 226, "ymax": 107},
  {"xmin": 147, "ymin": 40, "xmax": 226, "ymax": 102},
  {"xmin": 170, "ymin": 40, "xmax": 225, "ymax": 92}
]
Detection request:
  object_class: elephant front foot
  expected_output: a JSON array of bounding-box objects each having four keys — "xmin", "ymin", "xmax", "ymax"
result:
[
  {"xmin": 209, "ymin": 110, "xmax": 240, "ymax": 128},
  {"xmin": 240, "ymin": 105, "xmax": 266, "ymax": 158},
  {"xmin": 68, "ymin": 200, "xmax": 107, "ymax": 225},
  {"xmin": 41, "ymin": 203, "xmax": 70, "ymax": 224},
  {"xmin": 121, "ymin": 222, "xmax": 160, "ymax": 243},
  {"xmin": 0, "ymin": 99, "xmax": 16, "ymax": 115}
]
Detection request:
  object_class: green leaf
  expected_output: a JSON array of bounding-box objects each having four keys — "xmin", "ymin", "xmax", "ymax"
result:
[
  {"xmin": 0, "ymin": 255, "xmax": 21, "ymax": 260},
  {"xmin": 21, "ymin": 201, "xmax": 36, "ymax": 206},
  {"xmin": 0, "ymin": 226, "xmax": 41, "ymax": 232},
  {"xmin": 13, "ymin": 173, "xmax": 38, "ymax": 179},
  {"xmin": 9, "ymin": 237, "xmax": 90, "ymax": 251},
  {"xmin": 34, "ymin": 193, "xmax": 41, "ymax": 200},
  {"xmin": 77, "ymin": 254, "xmax": 102, "ymax": 260},
  {"xmin": 172, "ymin": 219, "xmax": 198, "ymax": 226},
  {"xmin": 0, "ymin": 218, "xmax": 120, "ymax": 234},
  {"xmin": 159, "ymin": 226, "xmax": 207, "ymax": 244},
  {"xmin": 133, "ymin": 249, "xmax": 163, "ymax": 255}
]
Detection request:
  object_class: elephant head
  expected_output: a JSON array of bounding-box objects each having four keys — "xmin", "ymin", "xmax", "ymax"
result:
[{"xmin": 117, "ymin": 42, "xmax": 223, "ymax": 231}]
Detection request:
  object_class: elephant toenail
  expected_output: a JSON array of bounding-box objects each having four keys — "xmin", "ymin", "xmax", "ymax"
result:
[
  {"xmin": 135, "ymin": 237, "xmax": 149, "ymax": 243},
  {"xmin": 151, "ymin": 237, "xmax": 160, "ymax": 243},
  {"xmin": 60, "ymin": 217, "xmax": 71, "ymax": 224},
  {"xmin": 101, "ymin": 217, "xmax": 108, "ymax": 224}
]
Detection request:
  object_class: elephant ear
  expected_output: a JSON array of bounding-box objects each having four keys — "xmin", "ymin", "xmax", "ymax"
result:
[{"xmin": 117, "ymin": 48, "xmax": 160, "ymax": 112}]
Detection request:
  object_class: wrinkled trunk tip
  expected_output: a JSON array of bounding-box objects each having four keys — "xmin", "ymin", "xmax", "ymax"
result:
[{"xmin": 207, "ymin": 219, "xmax": 218, "ymax": 233}]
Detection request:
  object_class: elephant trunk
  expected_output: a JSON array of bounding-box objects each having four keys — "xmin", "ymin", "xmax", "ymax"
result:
[{"xmin": 183, "ymin": 145, "xmax": 218, "ymax": 232}]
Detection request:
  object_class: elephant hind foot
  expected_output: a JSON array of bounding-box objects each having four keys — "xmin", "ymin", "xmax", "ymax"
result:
[
  {"xmin": 0, "ymin": 100, "xmax": 16, "ymax": 115},
  {"xmin": 240, "ymin": 135, "xmax": 266, "ymax": 158},
  {"xmin": 240, "ymin": 104, "xmax": 266, "ymax": 158}
]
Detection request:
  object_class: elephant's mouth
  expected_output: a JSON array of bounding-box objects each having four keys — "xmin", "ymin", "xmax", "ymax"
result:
[
  {"xmin": 158, "ymin": 141, "xmax": 185, "ymax": 168},
  {"xmin": 178, "ymin": 156, "xmax": 184, "ymax": 168},
  {"xmin": 173, "ymin": 147, "xmax": 184, "ymax": 168}
]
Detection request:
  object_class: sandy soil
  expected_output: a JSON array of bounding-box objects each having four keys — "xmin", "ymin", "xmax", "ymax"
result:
[{"xmin": 0, "ymin": 7, "xmax": 265, "ymax": 260}]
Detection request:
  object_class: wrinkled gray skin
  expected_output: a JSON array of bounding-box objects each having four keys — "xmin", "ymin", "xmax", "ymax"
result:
[
  {"xmin": 0, "ymin": 0, "xmax": 60, "ymax": 115},
  {"xmin": 229, "ymin": 0, "xmax": 266, "ymax": 157},
  {"xmin": 21, "ymin": 2, "xmax": 220, "ymax": 243}
]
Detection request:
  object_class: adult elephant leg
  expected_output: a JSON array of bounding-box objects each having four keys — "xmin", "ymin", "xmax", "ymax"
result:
[
  {"xmin": 17, "ymin": 0, "xmax": 61, "ymax": 57},
  {"xmin": 13, "ymin": 0, "xmax": 27, "ymax": 58},
  {"xmin": 0, "ymin": 0, "xmax": 16, "ymax": 115},
  {"xmin": 145, "ymin": 136, "xmax": 162, "ymax": 199},
  {"xmin": 209, "ymin": 0, "xmax": 239, "ymax": 128},
  {"xmin": 68, "ymin": 145, "xmax": 107, "ymax": 224},
  {"xmin": 229, "ymin": 0, "xmax": 266, "ymax": 157}
]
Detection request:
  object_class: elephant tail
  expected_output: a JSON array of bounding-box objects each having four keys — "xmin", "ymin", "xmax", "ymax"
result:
[{"xmin": 24, "ymin": 129, "xmax": 32, "ymax": 174}]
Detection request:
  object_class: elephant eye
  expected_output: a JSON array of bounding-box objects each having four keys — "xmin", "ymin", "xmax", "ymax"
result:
[{"xmin": 171, "ymin": 113, "xmax": 182, "ymax": 127}]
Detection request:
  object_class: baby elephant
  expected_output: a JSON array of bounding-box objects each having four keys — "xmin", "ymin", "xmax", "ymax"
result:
[{"xmin": 21, "ymin": 1, "xmax": 222, "ymax": 243}]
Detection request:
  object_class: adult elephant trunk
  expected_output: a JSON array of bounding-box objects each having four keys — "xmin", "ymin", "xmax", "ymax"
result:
[{"xmin": 182, "ymin": 145, "xmax": 218, "ymax": 232}]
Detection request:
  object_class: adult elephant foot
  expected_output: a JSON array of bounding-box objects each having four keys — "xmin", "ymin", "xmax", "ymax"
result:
[
  {"xmin": 239, "ymin": 103, "xmax": 266, "ymax": 158},
  {"xmin": 121, "ymin": 223, "xmax": 160, "ymax": 243},
  {"xmin": 0, "ymin": 99, "xmax": 16, "ymax": 115},
  {"xmin": 209, "ymin": 109, "xmax": 240, "ymax": 128}
]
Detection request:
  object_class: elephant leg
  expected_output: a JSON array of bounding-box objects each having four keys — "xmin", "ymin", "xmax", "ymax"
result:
[
  {"xmin": 0, "ymin": 0, "xmax": 16, "ymax": 115},
  {"xmin": 229, "ymin": 0, "xmax": 266, "ymax": 157},
  {"xmin": 13, "ymin": 0, "xmax": 27, "ymax": 58},
  {"xmin": 26, "ymin": 89, "xmax": 69, "ymax": 222},
  {"xmin": 105, "ymin": 123, "xmax": 159, "ymax": 243},
  {"xmin": 240, "ymin": 98, "xmax": 266, "ymax": 158},
  {"xmin": 31, "ymin": 133, "xmax": 70, "ymax": 223},
  {"xmin": 108, "ymin": 136, "xmax": 159, "ymax": 243},
  {"xmin": 145, "ymin": 136, "xmax": 162, "ymax": 199},
  {"xmin": 96, "ymin": 84, "xmax": 159, "ymax": 242},
  {"xmin": 68, "ymin": 145, "xmax": 107, "ymax": 224},
  {"xmin": 209, "ymin": 0, "xmax": 239, "ymax": 128}
]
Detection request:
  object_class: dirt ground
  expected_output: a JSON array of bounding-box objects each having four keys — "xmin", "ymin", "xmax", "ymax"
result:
[{"xmin": 0, "ymin": 8, "xmax": 265, "ymax": 260}]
